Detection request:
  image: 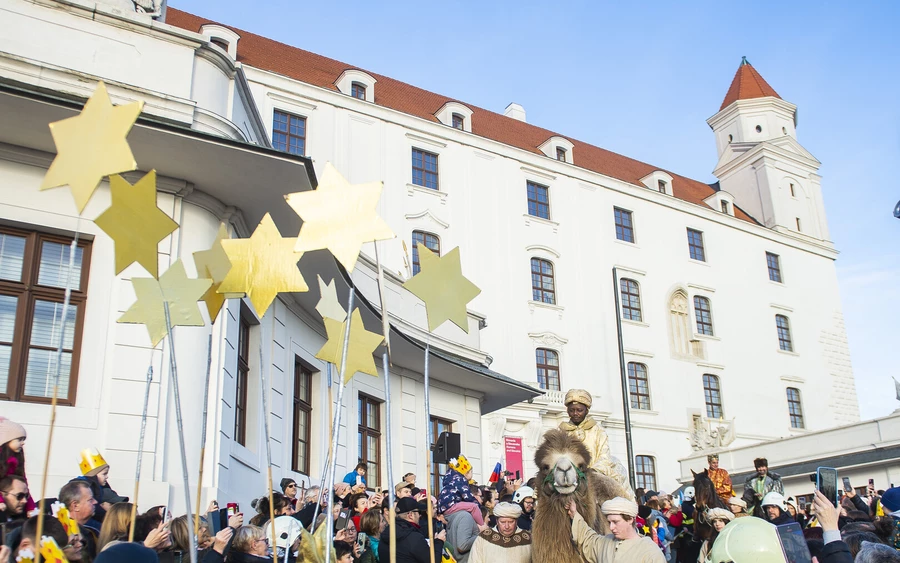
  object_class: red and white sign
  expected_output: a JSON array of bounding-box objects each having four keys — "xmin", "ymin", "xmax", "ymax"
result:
[{"xmin": 504, "ymin": 436, "xmax": 523, "ymax": 478}]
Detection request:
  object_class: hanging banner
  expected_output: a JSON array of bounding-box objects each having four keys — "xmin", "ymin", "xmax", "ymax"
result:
[{"xmin": 503, "ymin": 436, "xmax": 523, "ymax": 479}]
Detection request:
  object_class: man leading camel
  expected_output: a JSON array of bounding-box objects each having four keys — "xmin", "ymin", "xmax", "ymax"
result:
[
  {"xmin": 559, "ymin": 388, "xmax": 633, "ymax": 499},
  {"xmin": 568, "ymin": 496, "xmax": 665, "ymax": 563}
]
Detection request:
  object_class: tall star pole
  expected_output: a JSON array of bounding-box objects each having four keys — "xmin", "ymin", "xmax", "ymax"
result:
[
  {"xmin": 260, "ymin": 330, "xmax": 278, "ymax": 563},
  {"xmin": 374, "ymin": 243, "xmax": 397, "ymax": 563},
  {"xmin": 194, "ymin": 335, "xmax": 213, "ymax": 541},
  {"xmin": 129, "ymin": 365, "xmax": 154, "ymax": 542},
  {"xmin": 423, "ymin": 340, "xmax": 435, "ymax": 563}
]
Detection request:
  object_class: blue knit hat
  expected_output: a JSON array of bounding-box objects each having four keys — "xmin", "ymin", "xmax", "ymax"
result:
[
  {"xmin": 95, "ymin": 542, "xmax": 159, "ymax": 563},
  {"xmin": 881, "ymin": 487, "xmax": 900, "ymax": 513}
]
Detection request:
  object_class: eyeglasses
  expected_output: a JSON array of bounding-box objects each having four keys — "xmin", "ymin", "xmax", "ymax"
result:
[
  {"xmin": 3, "ymin": 491, "xmax": 28, "ymax": 501},
  {"xmin": 286, "ymin": 484, "xmax": 296, "ymax": 489},
  {"xmin": 255, "ymin": 538, "xmax": 269, "ymax": 545}
]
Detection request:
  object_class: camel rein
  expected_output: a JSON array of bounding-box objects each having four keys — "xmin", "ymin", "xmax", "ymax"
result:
[{"xmin": 544, "ymin": 461, "xmax": 587, "ymax": 492}]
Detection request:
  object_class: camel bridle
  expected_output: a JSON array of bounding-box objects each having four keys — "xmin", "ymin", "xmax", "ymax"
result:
[{"xmin": 543, "ymin": 459, "xmax": 587, "ymax": 493}]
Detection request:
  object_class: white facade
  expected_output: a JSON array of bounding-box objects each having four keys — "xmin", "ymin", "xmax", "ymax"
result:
[{"xmin": 0, "ymin": 0, "xmax": 536, "ymax": 513}]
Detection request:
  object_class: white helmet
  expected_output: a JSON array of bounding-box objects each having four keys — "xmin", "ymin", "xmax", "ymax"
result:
[
  {"xmin": 513, "ymin": 486, "xmax": 535, "ymax": 504},
  {"xmin": 683, "ymin": 486, "xmax": 695, "ymax": 502},
  {"xmin": 761, "ymin": 491, "xmax": 786, "ymax": 509},
  {"xmin": 708, "ymin": 517, "xmax": 786, "ymax": 563}
]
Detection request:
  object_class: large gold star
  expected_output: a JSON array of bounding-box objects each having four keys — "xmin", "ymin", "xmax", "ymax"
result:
[
  {"xmin": 193, "ymin": 223, "xmax": 240, "ymax": 320},
  {"xmin": 118, "ymin": 260, "xmax": 212, "ymax": 346},
  {"xmin": 94, "ymin": 171, "xmax": 178, "ymax": 278},
  {"xmin": 284, "ymin": 163, "xmax": 395, "ymax": 272},
  {"xmin": 315, "ymin": 308, "xmax": 384, "ymax": 383},
  {"xmin": 315, "ymin": 275, "xmax": 346, "ymax": 322},
  {"xmin": 41, "ymin": 81, "xmax": 144, "ymax": 213},
  {"xmin": 403, "ymin": 245, "xmax": 481, "ymax": 333},
  {"xmin": 217, "ymin": 213, "xmax": 308, "ymax": 317}
]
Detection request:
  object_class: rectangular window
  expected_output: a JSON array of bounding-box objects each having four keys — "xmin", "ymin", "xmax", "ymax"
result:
[
  {"xmin": 635, "ymin": 455, "xmax": 656, "ymax": 490},
  {"xmin": 703, "ymin": 374, "xmax": 723, "ymax": 418},
  {"xmin": 619, "ymin": 278, "xmax": 642, "ymax": 322},
  {"xmin": 452, "ymin": 114, "xmax": 465, "ymax": 130},
  {"xmin": 693, "ymin": 296, "xmax": 714, "ymax": 336},
  {"xmin": 790, "ymin": 183, "xmax": 796, "ymax": 197},
  {"xmin": 687, "ymin": 228, "xmax": 706, "ymax": 262},
  {"xmin": 721, "ymin": 201, "xmax": 730, "ymax": 214},
  {"xmin": 526, "ymin": 181, "xmax": 551, "ymax": 220},
  {"xmin": 766, "ymin": 252, "xmax": 782, "ymax": 283},
  {"xmin": 292, "ymin": 358, "xmax": 313, "ymax": 474},
  {"xmin": 411, "ymin": 148, "xmax": 439, "ymax": 190},
  {"xmin": 411, "ymin": 231, "xmax": 440, "ymax": 276},
  {"xmin": 627, "ymin": 362, "xmax": 651, "ymax": 410},
  {"xmin": 0, "ymin": 227, "xmax": 91, "ymax": 405},
  {"xmin": 358, "ymin": 394, "xmax": 382, "ymax": 489},
  {"xmin": 776, "ymin": 314, "xmax": 793, "ymax": 352},
  {"xmin": 657, "ymin": 180, "xmax": 667, "ymax": 194},
  {"xmin": 430, "ymin": 417, "xmax": 453, "ymax": 494},
  {"xmin": 556, "ymin": 147, "xmax": 567, "ymax": 162},
  {"xmin": 614, "ymin": 207, "xmax": 635, "ymax": 243},
  {"xmin": 786, "ymin": 387, "xmax": 804, "ymax": 429},
  {"xmin": 530, "ymin": 258, "xmax": 556, "ymax": 304},
  {"xmin": 796, "ymin": 217, "xmax": 802, "ymax": 232},
  {"xmin": 235, "ymin": 308, "xmax": 251, "ymax": 446},
  {"xmin": 351, "ymin": 82, "xmax": 366, "ymax": 100},
  {"xmin": 272, "ymin": 110, "xmax": 306, "ymax": 156},
  {"xmin": 535, "ymin": 348, "xmax": 560, "ymax": 391}
]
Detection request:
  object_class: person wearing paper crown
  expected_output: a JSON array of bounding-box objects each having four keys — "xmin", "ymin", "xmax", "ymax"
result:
[
  {"xmin": 438, "ymin": 455, "xmax": 486, "ymax": 528},
  {"xmin": 559, "ymin": 389, "xmax": 635, "ymax": 500},
  {"xmin": 78, "ymin": 448, "xmax": 127, "ymax": 520}
]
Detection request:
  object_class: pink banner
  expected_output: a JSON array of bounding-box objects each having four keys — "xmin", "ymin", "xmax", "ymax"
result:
[{"xmin": 504, "ymin": 436, "xmax": 524, "ymax": 479}]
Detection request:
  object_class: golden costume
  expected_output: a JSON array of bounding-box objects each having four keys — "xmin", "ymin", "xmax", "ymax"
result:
[{"xmin": 707, "ymin": 455, "xmax": 735, "ymax": 501}]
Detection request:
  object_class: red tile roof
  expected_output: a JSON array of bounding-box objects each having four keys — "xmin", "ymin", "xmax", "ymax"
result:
[
  {"xmin": 720, "ymin": 57, "xmax": 781, "ymax": 111},
  {"xmin": 166, "ymin": 8, "xmax": 758, "ymax": 225}
]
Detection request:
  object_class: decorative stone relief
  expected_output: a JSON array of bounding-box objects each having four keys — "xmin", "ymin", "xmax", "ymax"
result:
[
  {"xmin": 486, "ymin": 416, "xmax": 507, "ymax": 450},
  {"xmin": 689, "ymin": 415, "xmax": 735, "ymax": 451}
]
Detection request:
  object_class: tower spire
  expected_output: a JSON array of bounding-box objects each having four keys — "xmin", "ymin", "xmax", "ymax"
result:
[{"xmin": 720, "ymin": 58, "xmax": 780, "ymax": 110}]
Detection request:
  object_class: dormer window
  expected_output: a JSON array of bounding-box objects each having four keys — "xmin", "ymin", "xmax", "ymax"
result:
[
  {"xmin": 720, "ymin": 201, "xmax": 730, "ymax": 214},
  {"xmin": 556, "ymin": 147, "xmax": 567, "ymax": 162},
  {"xmin": 539, "ymin": 136, "xmax": 575, "ymax": 164},
  {"xmin": 199, "ymin": 24, "xmax": 241, "ymax": 59},
  {"xmin": 210, "ymin": 38, "xmax": 229, "ymax": 51},
  {"xmin": 658, "ymin": 180, "xmax": 667, "ymax": 193},
  {"xmin": 703, "ymin": 189, "xmax": 735, "ymax": 216},
  {"xmin": 452, "ymin": 113, "xmax": 465, "ymax": 130},
  {"xmin": 436, "ymin": 102, "xmax": 473, "ymax": 132},
  {"xmin": 335, "ymin": 70, "xmax": 377, "ymax": 102},
  {"xmin": 351, "ymin": 82, "xmax": 367, "ymax": 100},
  {"xmin": 641, "ymin": 171, "xmax": 673, "ymax": 196}
]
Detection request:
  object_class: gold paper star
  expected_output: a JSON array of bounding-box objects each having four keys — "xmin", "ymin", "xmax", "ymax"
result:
[
  {"xmin": 403, "ymin": 245, "xmax": 481, "ymax": 333},
  {"xmin": 315, "ymin": 308, "xmax": 384, "ymax": 383},
  {"xmin": 316, "ymin": 275, "xmax": 346, "ymax": 322},
  {"xmin": 285, "ymin": 163, "xmax": 395, "ymax": 272},
  {"xmin": 118, "ymin": 260, "xmax": 212, "ymax": 346},
  {"xmin": 193, "ymin": 223, "xmax": 241, "ymax": 320},
  {"xmin": 94, "ymin": 171, "xmax": 178, "ymax": 278},
  {"xmin": 217, "ymin": 213, "xmax": 308, "ymax": 317},
  {"xmin": 41, "ymin": 81, "xmax": 144, "ymax": 213}
]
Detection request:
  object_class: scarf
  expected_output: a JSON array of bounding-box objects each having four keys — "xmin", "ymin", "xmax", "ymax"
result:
[{"xmin": 559, "ymin": 416, "xmax": 597, "ymax": 441}]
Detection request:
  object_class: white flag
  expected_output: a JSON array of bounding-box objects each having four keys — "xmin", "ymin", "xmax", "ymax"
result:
[{"xmin": 894, "ymin": 377, "xmax": 900, "ymax": 401}]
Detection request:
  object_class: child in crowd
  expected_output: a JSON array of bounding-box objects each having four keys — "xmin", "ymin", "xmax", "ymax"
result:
[
  {"xmin": 437, "ymin": 455, "xmax": 485, "ymax": 525},
  {"xmin": 79, "ymin": 448, "xmax": 127, "ymax": 518},
  {"xmin": 0, "ymin": 417, "xmax": 35, "ymax": 514},
  {"xmin": 342, "ymin": 462, "xmax": 368, "ymax": 490}
]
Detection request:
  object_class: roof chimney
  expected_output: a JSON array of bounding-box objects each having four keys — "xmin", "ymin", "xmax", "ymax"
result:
[{"xmin": 504, "ymin": 102, "xmax": 526, "ymax": 123}]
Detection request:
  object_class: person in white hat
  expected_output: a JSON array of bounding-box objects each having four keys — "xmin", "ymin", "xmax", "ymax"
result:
[
  {"xmin": 728, "ymin": 496, "xmax": 749, "ymax": 518},
  {"xmin": 698, "ymin": 507, "xmax": 734, "ymax": 563},
  {"xmin": 467, "ymin": 502, "xmax": 531, "ymax": 563},
  {"xmin": 567, "ymin": 496, "xmax": 665, "ymax": 563},
  {"xmin": 761, "ymin": 492, "xmax": 793, "ymax": 525}
]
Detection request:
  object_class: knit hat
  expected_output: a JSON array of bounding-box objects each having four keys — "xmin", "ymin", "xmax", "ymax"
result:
[
  {"xmin": 880, "ymin": 487, "xmax": 900, "ymax": 512},
  {"xmin": 280, "ymin": 478, "xmax": 297, "ymax": 493},
  {"xmin": 728, "ymin": 497, "xmax": 748, "ymax": 509},
  {"xmin": 96, "ymin": 542, "xmax": 158, "ymax": 563},
  {"xmin": 564, "ymin": 389, "xmax": 592, "ymax": 408},
  {"xmin": 449, "ymin": 455, "xmax": 472, "ymax": 475},
  {"xmin": 0, "ymin": 417, "xmax": 26, "ymax": 447}
]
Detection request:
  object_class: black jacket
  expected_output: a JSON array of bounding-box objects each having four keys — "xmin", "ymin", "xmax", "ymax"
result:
[
  {"xmin": 378, "ymin": 519, "xmax": 444, "ymax": 563},
  {"xmin": 768, "ymin": 509, "xmax": 793, "ymax": 526},
  {"xmin": 819, "ymin": 541, "xmax": 853, "ymax": 563}
]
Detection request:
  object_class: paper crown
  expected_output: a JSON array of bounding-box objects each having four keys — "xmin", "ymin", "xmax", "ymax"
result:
[
  {"xmin": 40, "ymin": 536, "xmax": 68, "ymax": 563},
  {"xmin": 79, "ymin": 448, "xmax": 108, "ymax": 477},
  {"xmin": 449, "ymin": 455, "xmax": 472, "ymax": 475},
  {"xmin": 51, "ymin": 502, "xmax": 80, "ymax": 536}
]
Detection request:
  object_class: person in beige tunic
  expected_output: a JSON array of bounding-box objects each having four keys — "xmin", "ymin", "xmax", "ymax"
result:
[
  {"xmin": 567, "ymin": 496, "xmax": 666, "ymax": 563},
  {"xmin": 467, "ymin": 502, "xmax": 532, "ymax": 563},
  {"xmin": 559, "ymin": 389, "xmax": 633, "ymax": 499}
]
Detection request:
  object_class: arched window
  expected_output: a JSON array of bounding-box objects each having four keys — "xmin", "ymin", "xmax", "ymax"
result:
[
  {"xmin": 535, "ymin": 348, "xmax": 560, "ymax": 391},
  {"xmin": 411, "ymin": 231, "xmax": 440, "ymax": 275},
  {"xmin": 776, "ymin": 314, "xmax": 793, "ymax": 351},
  {"xmin": 693, "ymin": 296, "xmax": 714, "ymax": 336},
  {"xmin": 531, "ymin": 258, "xmax": 556, "ymax": 304},
  {"xmin": 668, "ymin": 290, "xmax": 691, "ymax": 357},
  {"xmin": 351, "ymin": 82, "xmax": 367, "ymax": 100},
  {"xmin": 635, "ymin": 455, "xmax": 656, "ymax": 490},
  {"xmin": 627, "ymin": 362, "xmax": 650, "ymax": 410},
  {"xmin": 703, "ymin": 374, "xmax": 723, "ymax": 418},
  {"xmin": 620, "ymin": 278, "xmax": 642, "ymax": 322},
  {"xmin": 786, "ymin": 387, "xmax": 804, "ymax": 428}
]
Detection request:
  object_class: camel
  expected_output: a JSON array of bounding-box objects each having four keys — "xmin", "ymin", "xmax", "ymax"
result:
[{"xmin": 531, "ymin": 429, "xmax": 625, "ymax": 563}]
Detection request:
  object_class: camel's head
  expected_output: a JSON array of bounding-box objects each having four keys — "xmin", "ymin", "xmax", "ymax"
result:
[{"xmin": 535, "ymin": 429, "xmax": 591, "ymax": 497}]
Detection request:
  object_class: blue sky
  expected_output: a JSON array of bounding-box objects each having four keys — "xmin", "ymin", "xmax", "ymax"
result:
[{"xmin": 174, "ymin": 0, "xmax": 899, "ymax": 420}]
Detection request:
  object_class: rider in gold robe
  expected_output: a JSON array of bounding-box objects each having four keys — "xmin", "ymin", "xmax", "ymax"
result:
[{"xmin": 707, "ymin": 453, "xmax": 735, "ymax": 501}]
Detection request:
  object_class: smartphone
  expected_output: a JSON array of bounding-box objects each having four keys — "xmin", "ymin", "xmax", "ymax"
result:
[
  {"xmin": 356, "ymin": 475, "xmax": 362, "ymax": 486},
  {"xmin": 227, "ymin": 503, "xmax": 238, "ymax": 518},
  {"xmin": 515, "ymin": 470, "xmax": 521, "ymax": 480},
  {"xmin": 842, "ymin": 477, "xmax": 852, "ymax": 493},
  {"xmin": 816, "ymin": 467, "xmax": 839, "ymax": 507},
  {"xmin": 356, "ymin": 532, "xmax": 367, "ymax": 550},
  {"xmin": 335, "ymin": 509, "xmax": 350, "ymax": 530},
  {"xmin": 161, "ymin": 506, "xmax": 170, "ymax": 522},
  {"xmin": 869, "ymin": 478, "xmax": 876, "ymax": 491},
  {"xmin": 777, "ymin": 522, "xmax": 812, "ymax": 563}
]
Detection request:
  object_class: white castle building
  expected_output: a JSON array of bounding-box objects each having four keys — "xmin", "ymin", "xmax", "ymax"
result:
[{"xmin": 0, "ymin": 0, "xmax": 858, "ymax": 507}]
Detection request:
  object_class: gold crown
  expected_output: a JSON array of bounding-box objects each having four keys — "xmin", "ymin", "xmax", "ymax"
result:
[
  {"xmin": 79, "ymin": 448, "xmax": 108, "ymax": 477},
  {"xmin": 51, "ymin": 503, "xmax": 80, "ymax": 537},
  {"xmin": 15, "ymin": 548, "xmax": 34, "ymax": 563},
  {"xmin": 449, "ymin": 455, "xmax": 472, "ymax": 475},
  {"xmin": 40, "ymin": 536, "xmax": 68, "ymax": 563}
]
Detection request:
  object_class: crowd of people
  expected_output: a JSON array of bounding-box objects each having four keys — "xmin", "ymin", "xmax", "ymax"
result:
[{"xmin": 3, "ymin": 390, "xmax": 900, "ymax": 563}]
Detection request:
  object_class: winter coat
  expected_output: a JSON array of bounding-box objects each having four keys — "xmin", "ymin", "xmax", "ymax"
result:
[
  {"xmin": 743, "ymin": 472, "xmax": 784, "ymax": 514},
  {"xmin": 767, "ymin": 508, "xmax": 793, "ymax": 526},
  {"xmin": 819, "ymin": 540, "xmax": 853, "ymax": 563},
  {"xmin": 446, "ymin": 510, "xmax": 481, "ymax": 563},
  {"xmin": 343, "ymin": 471, "xmax": 367, "ymax": 488},
  {"xmin": 378, "ymin": 519, "xmax": 444, "ymax": 563},
  {"xmin": 437, "ymin": 470, "xmax": 476, "ymax": 514}
]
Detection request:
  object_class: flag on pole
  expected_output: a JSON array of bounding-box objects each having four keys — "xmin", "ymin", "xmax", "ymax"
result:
[{"xmin": 488, "ymin": 462, "xmax": 502, "ymax": 483}]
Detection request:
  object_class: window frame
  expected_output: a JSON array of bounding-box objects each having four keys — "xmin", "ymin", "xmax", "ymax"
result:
[
  {"xmin": 786, "ymin": 387, "xmax": 804, "ymax": 429},
  {"xmin": 411, "ymin": 231, "xmax": 440, "ymax": 276},
  {"xmin": 0, "ymin": 226, "xmax": 92, "ymax": 406},
  {"xmin": 358, "ymin": 393, "xmax": 382, "ymax": 489},
  {"xmin": 530, "ymin": 258, "xmax": 556, "ymax": 305},
  {"xmin": 776, "ymin": 314, "xmax": 793, "ymax": 352},
  {"xmin": 234, "ymin": 305, "xmax": 252, "ymax": 446},
  {"xmin": 657, "ymin": 180, "xmax": 667, "ymax": 194},
  {"xmin": 411, "ymin": 148, "xmax": 439, "ymax": 190},
  {"xmin": 766, "ymin": 252, "xmax": 783, "ymax": 283},
  {"xmin": 526, "ymin": 181, "xmax": 551, "ymax": 220},
  {"xmin": 627, "ymin": 362, "xmax": 651, "ymax": 410},
  {"xmin": 535, "ymin": 348, "xmax": 560, "ymax": 391},
  {"xmin": 430, "ymin": 416, "xmax": 454, "ymax": 494},
  {"xmin": 693, "ymin": 295, "xmax": 714, "ymax": 336},
  {"xmin": 350, "ymin": 82, "xmax": 367, "ymax": 100},
  {"xmin": 687, "ymin": 228, "xmax": 706, "ymax": 262},
  {"xmin": 619, "ymin": 278, "xmax": 642, "ymax": 322},
  {"xmin": 556, "ymin": 147, "xmax": 567, "ymax": 162},
  {"xmin": 721, "ymin": 201, "xmax": 730, "ymax": 214},
  {"xmin": 451, "ymin": 113, "xmax": 465, "ymax": 130},
  {"xmin": 614, "ymin": 207, "xmax": 635, "ymax": 243},
  {"xmin": 272, "ymin": 109, "xmax": 307, "ymax": 156},
  {"xmin": 702, "ymin": 374, "xmax": 723, "ymax": 419},
  {"xmin": 291, "ymin": 357, "xmax": 313, "ymax": 474},
  {"xmin": 635, "ymin": 455, "xmax": 656, "ymax": 491}
]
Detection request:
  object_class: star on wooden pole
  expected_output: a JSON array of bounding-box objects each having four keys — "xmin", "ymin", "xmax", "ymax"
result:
[
  {"xmin": 285, "ymin": 163, "xmax": 395, "ymax": 272},
  {"xmin": 316, "ymin": 275, "xmax": 346, "ymax": 322},
  {"xmin": 193, "ymin": 223, "xmax": 240, "ymax": 320},
  {"xmin": 315, "ymin": 308, "xmax": 384, "ymax": 384},
  {"xmin": 216, "ymin": 213, "xmax": 308, "ymax": 317},
  {"xmin": 41, "ymin": 81, "xmax": 144, "ymax": 213},
  {"xmin": 118, "ymin": 260, "xmax": 212, "ymax": 346},
  {"xmin": 94, "ymin": 171, "xmax": 178, "ymax": 279},
  {"xmin": 402, "ymin": 245, "xmax": 481, "ymax": 333}
]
